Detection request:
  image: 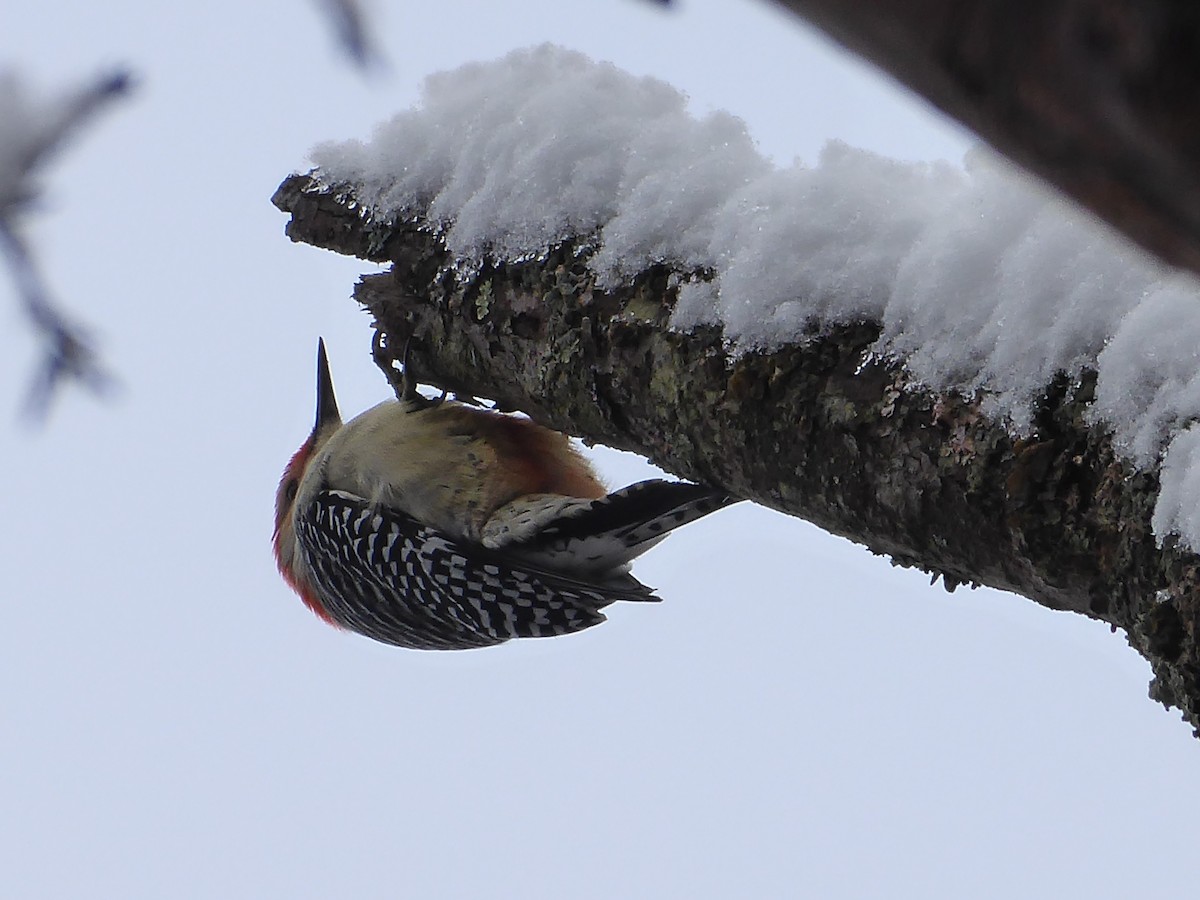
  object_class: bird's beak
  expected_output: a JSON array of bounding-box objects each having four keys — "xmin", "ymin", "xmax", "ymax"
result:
[{"xmin": 315, "ymin": 337, "xmax": 342, "ymax": 431}]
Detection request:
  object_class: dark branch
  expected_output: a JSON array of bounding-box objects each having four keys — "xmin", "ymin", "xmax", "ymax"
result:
[
  {"xmin": 770, "ymin": 0, "xmax": 1200, "ymax": 275},
  {"xmin": 0, "ymin": 222, "xmax": 114, "ymax": 420},
  {"xmin": 0, "ymin": 69, "xmax": 131, "ymax": 420}
]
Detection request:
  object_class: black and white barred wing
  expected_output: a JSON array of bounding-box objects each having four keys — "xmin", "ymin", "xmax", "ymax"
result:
[
  {"xmin": 485, "ymin": 480, "xmax": 737, "ymax": 574},
  {"xmin": 295, "ymin": 490, "xmax": 645, "ymax": 650}
]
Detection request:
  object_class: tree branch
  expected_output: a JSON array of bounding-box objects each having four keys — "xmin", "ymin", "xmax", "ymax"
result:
[
  {"xmin": 275, "ymin": 172, "xmax": 1200, "ymax": 734},
  {"xmin": 0, "ymin": 69, "xmax": 130, "ymax": 419},
  {"xmin": 771, "ymin": 0, "xmax": 1200, "ymax": 275}
]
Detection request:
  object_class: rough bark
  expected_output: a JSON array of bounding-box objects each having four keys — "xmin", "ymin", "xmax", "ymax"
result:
[
  {"xmin": 771, "ymin": 0, "xmax": 1200, "ymax": 276},
  {"xmin": 274, "ymin": 172, "xmax": 1200, "ymax": 734}
]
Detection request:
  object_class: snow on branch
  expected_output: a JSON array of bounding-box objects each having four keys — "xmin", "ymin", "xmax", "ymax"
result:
[{"xmin": 309, "ymin": 45, "xmax": 1200, "ymax": 549}]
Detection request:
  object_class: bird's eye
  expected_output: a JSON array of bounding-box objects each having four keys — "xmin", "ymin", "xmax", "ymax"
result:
[{"xmin": 285, "ymin": 479, "xmax": 299, "ymax": 502}]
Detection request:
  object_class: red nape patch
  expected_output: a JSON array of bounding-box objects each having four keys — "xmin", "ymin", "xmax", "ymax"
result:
[
  {"xmin": 295, "ymin": 584, "xmax": 341, "ymax": 629},
  {"xmin": 271, "ymin": 434, "xmax": 342, "ymax": 630},
  {"xmin": 272, "ymin": 536, "xmax": 340, "ymax": 629},
  {"xmin": 274, "ymin": 437, "xmax": 315, "ymax": 534},
  {"xmin": 282, "ymin": 439, "xmax": 313, "ymax": 476},
  {"xmin": 272, "ymin": 489, "xmax": 340, "ymax": 630}
]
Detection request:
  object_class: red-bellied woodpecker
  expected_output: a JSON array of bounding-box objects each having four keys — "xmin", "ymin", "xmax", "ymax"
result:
[{"xmin": 272, "ymin": 338, "xmax": 735, "ymax": 650}]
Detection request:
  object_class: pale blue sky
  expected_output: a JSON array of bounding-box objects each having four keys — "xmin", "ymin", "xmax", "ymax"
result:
[{"xmin": 2, "ymin": 2, "xmax": 1197, "ymax": 898}]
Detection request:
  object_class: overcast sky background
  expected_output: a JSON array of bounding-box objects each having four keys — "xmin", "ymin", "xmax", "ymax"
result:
[{"xmin": 2, "ymin": 1, "xmax": 1198, "ymax": 898}]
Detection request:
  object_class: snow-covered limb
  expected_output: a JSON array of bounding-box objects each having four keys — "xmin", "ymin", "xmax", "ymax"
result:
[
  {"xmin": 274, "ymin": 170, "xmax": 1200, "ymax": 735},
  {"xmin": 773, "ymin": 0, "xmax": 1200, "ymax": 277},
  {"xmin": 272, "ymin": 45, "xmax": 1200, "ymax": 732},
  {"xmin": 301, "ymin": 46, "xmax": 1200, "ymax": 550}
]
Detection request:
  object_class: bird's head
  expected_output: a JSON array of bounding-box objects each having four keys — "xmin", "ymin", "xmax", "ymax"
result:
[{"xmin": 273, "ymin": 338, "xmax": 344, "ymax": 619}]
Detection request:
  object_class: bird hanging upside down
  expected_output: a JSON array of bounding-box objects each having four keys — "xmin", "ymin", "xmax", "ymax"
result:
[{"xmin": 273, "ymin": 337, "xmax": 734, "ymax": 650}]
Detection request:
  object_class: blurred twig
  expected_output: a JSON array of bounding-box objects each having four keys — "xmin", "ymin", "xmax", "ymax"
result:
[
  {"xmin": 315, "ymin": 0, "xmax": 385, "ymax": 71},
  {"xmin": 0, "ymin": 220, "xmax": 114, "ymax": 419},
  {"xmin": 0, "ymin": 69, "xmax": 131, "ymax": 420}
]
